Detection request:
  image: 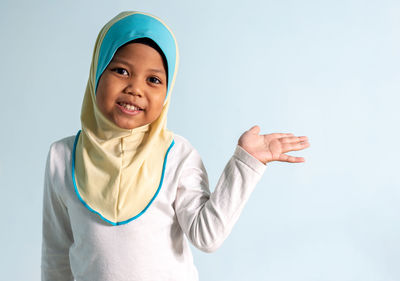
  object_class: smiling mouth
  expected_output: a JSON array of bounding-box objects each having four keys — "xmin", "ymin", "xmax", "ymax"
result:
[{"xmin": 117, "ymin": 102, "xmax": 144, "ymax": 112}]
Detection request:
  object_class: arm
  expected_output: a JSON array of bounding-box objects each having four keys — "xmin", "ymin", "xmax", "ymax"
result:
[
  {"xmin": 41, "ymin": 145, "xmax": 74, "ymax": 281},
  {"xmin": 174, "ymin": 126, "xmax": 310, "ymax": 253},
  {"xmin": 174, "ymin": 144, "xmax": 266, "ymax": 253}
]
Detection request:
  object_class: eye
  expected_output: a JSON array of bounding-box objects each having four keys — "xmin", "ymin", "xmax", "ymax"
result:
[
  {"xmin": 148, "ymin": 76, "xmax": 162, "ymax": 84},
  {"xmin": 112, "ymin": 68, "xmax": 129, "ymax": 76}
]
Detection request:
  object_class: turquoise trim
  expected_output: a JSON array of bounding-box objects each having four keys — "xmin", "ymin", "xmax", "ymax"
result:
[
  {"xmin": 95, "ymin": 13, "xmax": 177, "ymax": 102},
  {"xmin": 71, "ymin": 130, "xmax": 175, "ymax": 226}
]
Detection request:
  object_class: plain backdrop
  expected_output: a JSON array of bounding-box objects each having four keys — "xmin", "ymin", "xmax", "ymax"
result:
[{"xmin": 1, "ymin": 0, "xmax": 400, "ymax": 280}]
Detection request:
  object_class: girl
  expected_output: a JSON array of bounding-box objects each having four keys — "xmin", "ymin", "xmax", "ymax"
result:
[{"xmin": 41, "ymin": 11, "xmax": 310, "ymax": 281}]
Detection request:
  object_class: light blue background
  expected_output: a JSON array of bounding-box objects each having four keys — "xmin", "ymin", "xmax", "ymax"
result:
[{"xmin": 1, "ymin": 0, "xmax": 399, "ymax": 280}]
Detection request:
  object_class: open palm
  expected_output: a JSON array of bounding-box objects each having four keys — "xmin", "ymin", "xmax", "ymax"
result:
[{"xmin": 238, "ymin": 125, "xmax": 310, "ymax": 165}]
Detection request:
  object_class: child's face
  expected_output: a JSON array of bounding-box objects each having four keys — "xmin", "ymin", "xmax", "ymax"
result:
[{"xmin": 96, "ymin": 42, "xmax": 167, "ymax": 130}]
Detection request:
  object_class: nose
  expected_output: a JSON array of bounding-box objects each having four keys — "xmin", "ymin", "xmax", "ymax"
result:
[{"xmin": 124, "ymin": 76, "xmax": 144, "ymax": 97}]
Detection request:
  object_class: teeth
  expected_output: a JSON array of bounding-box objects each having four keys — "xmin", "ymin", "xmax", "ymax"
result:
[{"xmin": 120, "ymin": 102, "xmax": 140, "ymax": 111}]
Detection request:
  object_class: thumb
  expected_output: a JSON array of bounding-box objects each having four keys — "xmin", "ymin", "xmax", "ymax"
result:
[{"xmin": 248, "ymin": 125, "xmax": 260, "ymax": 135}]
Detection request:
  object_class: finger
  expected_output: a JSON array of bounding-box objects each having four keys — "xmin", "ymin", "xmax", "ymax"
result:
[
  {"xmin": 280, "ymin": 141, "xmax": 309, "ymax": 153},
  {"xmin": 277, "ymin": 154, "xmax": 306, "ymax": 163},
  {"xmin": 280, "ymin": 136, "xmax": 309, "ymax": 144},
  {"xmin": 269, "ymin": 132, "xmax": 294, "ymax": 139},
  {"xmin": 248, "ymin": 125, "xmax": 260, "ymax": 135}
]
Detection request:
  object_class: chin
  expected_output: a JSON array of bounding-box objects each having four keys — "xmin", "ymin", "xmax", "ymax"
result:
[
  {"xmin": 118, "ymin": 123, "xmax": 138, "ymax": 130},
  {"xmin": 117, "ymin": 120, "xmax": 146, "ymax": 130}
]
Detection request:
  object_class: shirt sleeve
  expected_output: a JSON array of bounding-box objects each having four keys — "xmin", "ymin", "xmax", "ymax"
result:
[
  {"xmin": 41, "ymin": 144, "xmax": 75, "ymax": 281},
  {"xmin": 173, "ymin": 144, "xmax": 267, "ymax": 253}
]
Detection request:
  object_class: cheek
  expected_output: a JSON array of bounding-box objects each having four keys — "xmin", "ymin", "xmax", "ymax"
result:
[
  {"xmin": 147, "ymin": 97, "xmax": 165, "ymax": 118},
  {"xmin": 96, "ymin": 76, "xmax": 116, "ymax": 110},
  {"xmin": 95, "ymin": 88, "xmax": 107, "ymax": 111},
  {"xmin": 154, "ymin": 93, "xmax": 167, "ymax": 112},
  {"xmin": 95, "ymin": 77, "xmax": 105, "ymax": 104}
]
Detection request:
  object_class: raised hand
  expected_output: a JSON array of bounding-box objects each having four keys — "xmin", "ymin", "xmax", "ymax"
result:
[{"xmin": 238, "ymin": 125, "xmax": 310, "ymax": 165}]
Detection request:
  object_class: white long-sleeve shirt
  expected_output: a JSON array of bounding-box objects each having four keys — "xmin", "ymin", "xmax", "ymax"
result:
[{"xmin": 41, "ymin": 133, "xmax": 267, "ymax": 281}]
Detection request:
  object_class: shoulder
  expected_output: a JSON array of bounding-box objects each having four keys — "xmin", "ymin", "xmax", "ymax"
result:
[
  {"xmin": 45, "ymin": 134, "xmax": 77, "ymax": 177},
  {"xmin": 170, "ymin": 132, "xmax": 205, "ymax": 169},
  {"xmin": 172, "ymin": 133, "xmax": 193, "ymax": 149},
  {"xmin": 171, "ymin": 133, "xmax": 200, "ymax": 157},
  {"xmin": 48, "ymin": 134, "xmax": 76, "ymax": 160}
]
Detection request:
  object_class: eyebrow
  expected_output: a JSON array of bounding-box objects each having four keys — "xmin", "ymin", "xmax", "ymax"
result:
[{"xmin": 111, "ymin": 59, "xmax": 165, "ymax": 74}]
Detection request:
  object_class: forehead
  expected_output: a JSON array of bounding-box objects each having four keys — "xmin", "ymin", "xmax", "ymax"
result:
[{"xmin": 111, "ymin": 43, "xmax": 167, "ymax": 73}]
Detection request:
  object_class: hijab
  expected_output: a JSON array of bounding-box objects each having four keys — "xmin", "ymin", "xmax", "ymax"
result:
[{"xmin": 71, "ymin": 11, "xmax": 179, "ymax": 226}]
